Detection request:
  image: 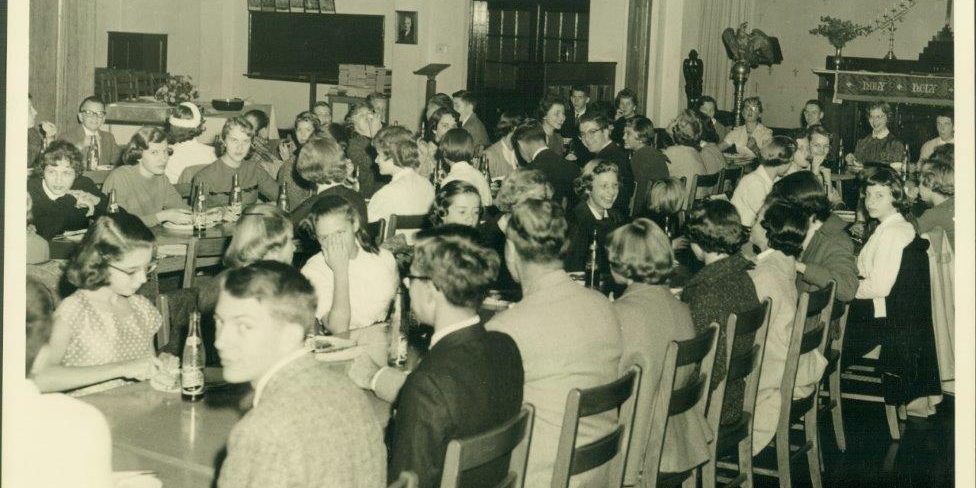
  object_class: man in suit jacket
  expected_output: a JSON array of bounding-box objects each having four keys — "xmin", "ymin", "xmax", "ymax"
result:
[
  {"xmin": 579, "ymin": 111, "xmax": 635, "ymax": 216},
  {"xmin": 388, "ymin": 229, "xmax": 524, "ymax": 488},
  {"xmin": 512, "ymin": 120, "xmax": 580, "ymax": 208},
  {"xmin": 487, "ymin": 200, "xmax": 622, "ymax": 487},
  {"xmin": 62, "ymin": 96, "xmax": 121, "ymax": 168},
  {"xmin": 452, "ymin": 90, "xmax": 490, "ymax": 149},
  {"xmin": 215, "ymin": 262, "xmax": 387, "ymax": 488}
]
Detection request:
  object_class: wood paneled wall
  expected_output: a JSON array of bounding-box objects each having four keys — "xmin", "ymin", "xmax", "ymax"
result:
[{"xmin": 29, "ymin": 0, "xmax": 97, "ymax": 132}]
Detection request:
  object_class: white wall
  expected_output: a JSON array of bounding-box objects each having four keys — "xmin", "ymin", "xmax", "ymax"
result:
[
  {"xmin": 95, "ymin": 0, "xmax": 203, "ymax": 83},
  {"xmin": 588, "ymin": 1, "xmax": 628, "ymax": 94},
  {"xmin": 748, "ymin": 0, "xmax": 951, "ymax": 127},
  {"xmin": 95, "ymin": 0, "xmax": 468, "ymax": 132}
]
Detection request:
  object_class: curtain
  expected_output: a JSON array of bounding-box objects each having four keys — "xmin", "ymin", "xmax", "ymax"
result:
[{"xmin": 696, "ymin": 0, "xmax": 757, "ymax": 112}]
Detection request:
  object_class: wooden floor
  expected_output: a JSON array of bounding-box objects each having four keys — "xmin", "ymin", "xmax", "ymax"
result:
[{"xmin": 753, "ymin": 396, "xmax": 954, "ymax": 487}]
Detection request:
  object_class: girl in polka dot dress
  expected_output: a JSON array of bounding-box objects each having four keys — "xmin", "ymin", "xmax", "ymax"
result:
[{"xmin": 31, "ymin": 213, "xmax": 161, "ymax": 396}]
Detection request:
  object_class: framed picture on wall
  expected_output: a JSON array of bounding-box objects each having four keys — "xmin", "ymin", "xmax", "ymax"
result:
[{"xmin": 396, "ymin": 11, "xmax": 417, "ymax": 45}]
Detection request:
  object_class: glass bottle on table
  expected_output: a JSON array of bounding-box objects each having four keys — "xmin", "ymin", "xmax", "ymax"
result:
[
  {"xmin": 277, "ymin": 182, "xmax": 289, "ymax": 212},
  {"xmin": 182, "ymin": 311, "xmax": 206, "ymax": 402},
  {"xmin": 229, "ymin": 173, "xmax": 243, "ymax": 221},
  {"xmin": 107, "ymin": 190, "xmax": 119, "ymax": 214},
  {"xmin": 583, "ymin": 230, "xmax": 600, "ymax": 290},
  {"xmin": 387, "ymin": 287, "xmax": 408, "ymax": 368},
  {"xmin": 192, "ymin": 184, "xmax": 207, "ymax": 236}
]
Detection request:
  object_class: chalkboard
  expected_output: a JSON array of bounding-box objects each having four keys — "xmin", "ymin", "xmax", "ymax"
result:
[{"xmin": 247, "ymin": 12, "xmax": 384, "ymax": 82}]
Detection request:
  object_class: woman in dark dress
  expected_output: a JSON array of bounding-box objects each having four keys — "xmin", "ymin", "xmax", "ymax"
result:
[
  {"xmin": 27, "ymin": 140, "xmax": 108, "ymax": 240},
  {"xmin": 565, "ymin": 159, "xmax": 624, "ymax": 278}
]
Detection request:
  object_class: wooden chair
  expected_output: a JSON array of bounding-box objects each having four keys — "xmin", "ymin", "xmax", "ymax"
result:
[
  {"xmin": 386, "ymin": 214, "xmax": 427, "ymax": 240},
  {"xmin": 687, "ymin": 172, "xmax": 722, "ymax": 208},
  {"xmin": 366, "ymin": 218, "xmax": 387, "ymax": 247},
  {"xmin": 751, "ymin": 283, "xmax": 835, "ymax": 488},
  {"xmin": 551, "ymin": 364, "xmax": 642, "ymax": 488},
  {"xmin": 639, "ymin": 324, "xmax": 720, "ymax": 488},
  {"xmin": 440, "ymin": 404, "xmax": 535, "ymax": 488},
  {"xmin": 182, "ymin": 236, "xmax": 229, "ymax": 289},
  {"xmin": 115, "ymin": 70, "xmax": 138, "ymax": 101},
  {"xmin": 819, "ymin": 301, "xmax": 850, "ymax": 452},
  {"xmin": 387, "ymin": 471, "xmax": 419, "ymax": 488},
  {"xmin": 717, "ymin": 166, "xmax": 744, "ymax": 197},
  {"xmin": 704, "ymin": 299, "xmax": 772, "ymax": 488}
]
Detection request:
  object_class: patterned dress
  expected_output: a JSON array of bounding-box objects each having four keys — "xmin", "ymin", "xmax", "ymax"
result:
[{"xmin": 58, "ymin": 291, "xmax": 161, "ymax": 396}]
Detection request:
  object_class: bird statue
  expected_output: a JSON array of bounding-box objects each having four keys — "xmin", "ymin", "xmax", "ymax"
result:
[{"xmin": 722, "ymin": 22, "xmax": 782, "ymax": 68}]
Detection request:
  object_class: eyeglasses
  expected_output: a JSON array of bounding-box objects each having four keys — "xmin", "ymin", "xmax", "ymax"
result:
[
  {"xmin": 80, "ymin": 110, "xmax": 107, "ymax": 118},
  {"xmin": 108, "ymin": 261, "xmax": 158, "ymax": 277}
]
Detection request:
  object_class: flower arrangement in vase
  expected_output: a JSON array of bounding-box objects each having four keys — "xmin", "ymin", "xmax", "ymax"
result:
[
  {"xmin": 809, "ymin": 16, "xmax": 872, "ymax": 70},
  {"xmin": 154, "ymin": 75, "xmax": 199, "ymax": 106}
]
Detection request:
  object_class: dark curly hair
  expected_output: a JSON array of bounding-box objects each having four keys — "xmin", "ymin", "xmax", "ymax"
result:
[
  {"xmin": 65, "ymin": 213, "xmax": 156, "ymax": 290},
  {"xmin": 438, "ymin": 128, "xmax": 475, "ymax": 163},
  {"xmin": 165, "ymin": 103, "xmax": 206, "ymax": 144},
  {"xmin": 122, "ymin": 126, "xmax": 172, "ymax": 166},
  {"xmin": 767, "ymin": 171, "xmax": 831, "ymax": 222},
  {"xmin": 863, "ymin": 167, "xmax": 913, "ymax": 219},
  {"xmin": 372, "ymin": 125, "xmax": 420, "ymax": 169},
  {"xmin": 758, "ymin": 201, "xmax": 808, "ymax": 258},
  {"xmin": 685, "ymin": 199, "xmax": 746, "ymax": 255},
  {"xmin": 34, "ymin": 140, "xmax": 85, "ymax": 177},
  {"xmin": 424, "ymin": 107, "xmax": 460, "ymax": 143},
  {"xmin": 411, "ymin": 232, "xmax": 500, "ymax": 309},
  {"xmin": 429, "ymin": 180, "xmax": 482, "ymax": 227}
]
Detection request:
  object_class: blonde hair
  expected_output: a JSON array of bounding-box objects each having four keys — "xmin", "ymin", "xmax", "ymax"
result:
[
  {"xmin": 607, "ymin": 218, "xmax": 674, "ymax": 284},
  {"xmin": 647, "ymin": 177, "xmax": 687, "ymax": 215},
  {"xmin": 223, "ymin": 204, "xmax": 293, "ymax": 268},
  {"xmin": 495, "ymin": 169, "xmax": 553, "ymax": 213},
  {"xmin": 574, "ymin": 158, "xmax": 619, "ymax": 196}
]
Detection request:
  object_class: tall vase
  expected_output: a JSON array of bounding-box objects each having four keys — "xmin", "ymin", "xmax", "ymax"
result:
[{"xmin": 833, "ymin": 46, "xmax": 844, "ymax": 71}]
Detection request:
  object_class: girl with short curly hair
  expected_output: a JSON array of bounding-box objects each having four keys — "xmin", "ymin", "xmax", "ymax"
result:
[
  {"xmin": 31, "ymin": 213, "xmax": 162, "ymax": 395},
  {"xmin": 429, "ymin": 180, "xmax": 482, "ymax": 228},
  {"xmin": 566, "ymin": 159, "xmax": 623, "ymax": 276}
]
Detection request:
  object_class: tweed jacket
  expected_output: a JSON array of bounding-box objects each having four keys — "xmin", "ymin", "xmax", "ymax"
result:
[
  {"xmin": 798, "ymin": 214, "xmax": 859, "ymax": 302},
  {"xmin": 63, "ymin": 125, "xmax": 121, "ymax": 167},
  {"xmin": 218, "ymin": 353, "xmax": 387, "ymax": 488},
  {"xmin": 680, "ymin": 252, "xmax": 760, "ymax": 425},
  {"xmin": 614, "ymin": 283, "xmax": 710, "ymax": 482},
  {"xmin": 462, "ymin": 113, "xmax": 491, "ymax": 149},
  {"xmin": 487, "ymin": 269, "xmax": 622, "ymax": 487}
]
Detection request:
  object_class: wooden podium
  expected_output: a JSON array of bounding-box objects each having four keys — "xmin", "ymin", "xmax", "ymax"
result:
[{"xmin": 413, "ymin": 64, "xmax": 451, "ymax": 101}]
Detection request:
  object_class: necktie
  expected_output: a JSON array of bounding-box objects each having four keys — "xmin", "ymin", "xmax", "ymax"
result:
[{"xmin": 89, "ymin": 134, "xmax": 100, "ymax": 167}]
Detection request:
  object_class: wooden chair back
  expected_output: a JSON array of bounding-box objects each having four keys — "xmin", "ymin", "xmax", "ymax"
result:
[
  {"xmin": 387, "ymin": 471, "xmax": 419, "ymax": 488},
  {"xmin": 551, "ymin": 363, "xmax": 642, "ymax": 488},
  {"xmin": 687, "ymin": 172, "xmax": 721, "ymax": 208},
  {"xmin": 640, "ymin": 324, "xmax": 720, "ymax": 487},
  {"xmin": 702, "ymin": 299, "xmax": 772, "ymax": 488},
  {"xmin": 182, "ymin": 236, "xmax": 229, "ymax": 288},
  {"xmin": 780, "ymin": 283, "xmax": 835, "ymax": 411},
  {"xmin": 440, "ymin": 404, "xmax": 535, "ymax": 488},
  {"xmin": 717, "ymin": 165, "xmax": 744, "ymax": 196},
  {"xmin": 366, "ymin": 218, "xmax": 387, "ymax": 247},
  {"xmin": 386, "ymin": 214, "xmax": 427, "ymax": 240}
]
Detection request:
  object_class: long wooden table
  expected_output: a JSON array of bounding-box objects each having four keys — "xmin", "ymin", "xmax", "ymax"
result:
[{"xmin": 82, "ymin": 364, "xmax": 390, "ymax": 488}]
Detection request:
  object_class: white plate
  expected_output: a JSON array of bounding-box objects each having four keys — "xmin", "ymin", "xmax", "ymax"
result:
[
  {"xmin": 309, "ymin": 336, "xmax": 362, "ymax": 362},
  {"xmin": 162, "ymin": 221, "xmax": 194, "ymax": 231}
]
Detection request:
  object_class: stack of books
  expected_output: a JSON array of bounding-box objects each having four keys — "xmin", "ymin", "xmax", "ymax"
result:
[{"xmin": 338, "ymin": 64, "xmax": 392, "ymax": 94}]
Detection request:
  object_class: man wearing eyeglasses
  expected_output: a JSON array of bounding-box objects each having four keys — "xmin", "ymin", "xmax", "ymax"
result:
[{"xmin": 63, "ymin": 96, "xmax": 121, "ymax": 168}]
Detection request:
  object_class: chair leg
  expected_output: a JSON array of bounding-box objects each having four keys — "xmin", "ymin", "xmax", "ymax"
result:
[
  {"xmin": 885, "ymin": 405, "xmax": 902, "ymax": 440},
  {"xmin": 738, "ymin": 438, "xmax": 754, "ymax": 488},
  {"xmin": 828, "ymin": 371, "xmax": 846, "ymax": 452},
  {"xmin": 804, "ymin": 408, "xmax": 823, "ymax": 488},
  {"xmin": 702, "ymin": 457, "xmax": 716, "ymax": 488},
  {"xmin": 775, "ymin": 430, "xmax": 791, "ymax": 488}
]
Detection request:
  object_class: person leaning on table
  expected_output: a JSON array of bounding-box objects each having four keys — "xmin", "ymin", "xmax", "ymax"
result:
[{"xmin": 215, "ymin": 261, "xmax": 386, "ymax": 488}]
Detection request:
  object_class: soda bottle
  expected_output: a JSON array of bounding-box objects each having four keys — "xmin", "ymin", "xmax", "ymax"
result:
[
  {"xmin": 229, "ymin": 173, "xmax": 243, "ymax": 221},
  {"xmin": 107, "ymin": 190, "xmax": 119, "ymax": 214},
  {"xmin": 192, "ymin": 184, "xmax": 207, "ymax": 236},
  {"xmin": 277, "ymin": 183, "xmax": 289, "ymax": 212},
  {"xmin": 181, "ymin": 312, "xmax": 206, "ymax": 402},
  {"xmin": 583, "ymin": 230, "xmax": 599, "ymax": 289},
  {"xmin": 387, "ymin": 288, "xmax": 408, "ymax": 368}
]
